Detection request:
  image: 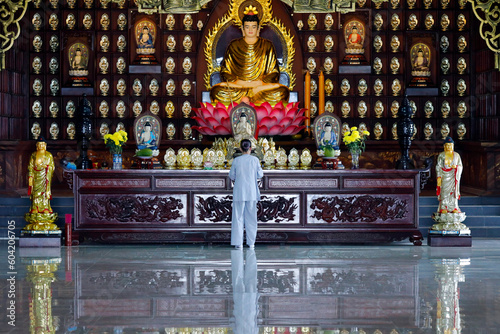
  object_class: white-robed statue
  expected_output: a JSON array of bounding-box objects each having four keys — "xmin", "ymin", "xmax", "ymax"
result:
[
  {"xmin": 431, "ymin": 136, "xmax": 469, "ymax": 233},
  {"xmin": 436, "ymin": 136, "xmax": 462, "ymax": 213}
]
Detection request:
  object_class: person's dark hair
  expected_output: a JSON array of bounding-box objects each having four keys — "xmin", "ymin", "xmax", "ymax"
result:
[
  {"xmin": 242, "ymin": 13, "xmax": 260, "ymax": 26},
  {"xmin": 240, "ymin": 139, "xmax": 252, "ymax": 152}
]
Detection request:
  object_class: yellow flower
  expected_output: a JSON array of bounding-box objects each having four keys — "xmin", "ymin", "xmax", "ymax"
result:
[
  {"xmin": 350, "ymin": 126, "xmax": 358, "ymax": 131},
  {"xmin": 363, "ymin": 131, "xmax": 370, "ymax": 136},
  {"xmin": 115, "ymin": 132, "xmax": 124, "ymax": 142},
  {"xmin": 104, "ymin": 134, "xmax": 111, "ymax": 140},
  {"xmin": 119, "ymin": 130, "xmax": 128, "ymax": 141}
]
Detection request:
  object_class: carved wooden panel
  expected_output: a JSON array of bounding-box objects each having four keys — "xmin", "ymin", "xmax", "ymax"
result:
[
  {"xmin": 78, "ymin": 194, "xmax": 187, "ymax": 226},
  {"xmin": 307, "ymin": 194, "xmax": 413, "ymax": 225},
  {"xmin": 193, "ymin": 194, "xmax": 300, "ymax": 225}
]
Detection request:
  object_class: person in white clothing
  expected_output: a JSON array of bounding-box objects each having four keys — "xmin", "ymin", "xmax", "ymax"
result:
[{"xmin": 229, "ymin": 139, "xmax": 263, "ymax": 249}]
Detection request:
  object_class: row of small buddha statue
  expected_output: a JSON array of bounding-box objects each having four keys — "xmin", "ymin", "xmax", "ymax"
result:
[
  {"xmin": 163, "ymin": 146, "xmax": 313, "ymax": 170},
  {"xmin": 32, "ymin": 99, "xmax": 194, "ymax": 119},
  {"xmin": 346, "ymin": 121, "xmax": 468, "ymax": 141}
]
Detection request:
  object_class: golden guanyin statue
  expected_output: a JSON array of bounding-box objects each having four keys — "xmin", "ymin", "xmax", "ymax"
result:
[
  {"xmin": 209, "ymin": 5, "xmax": 290, "ymax": 105},
  {"xmin": 24, "ymin": 138, "xmax": 59, "ymax": 231}
]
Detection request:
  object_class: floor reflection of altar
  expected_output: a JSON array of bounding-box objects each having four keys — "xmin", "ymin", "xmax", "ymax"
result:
[
  {"xmin": 74, "ymin": 246, "xmax": 421, "ymax": 331},
  {"xmin": 71, "ymin": 169, "xmax": 422, "ymax": 245}
]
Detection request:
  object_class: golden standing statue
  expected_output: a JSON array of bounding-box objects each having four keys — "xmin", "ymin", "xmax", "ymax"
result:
[
  {"xmin": 24, "ymin": 139, "xmax": 59, "ymax": 231},
  {"xmin": 210, "ymin": 6, "xmax": 289, "ymax": 105},
  {"xmin": 436, "ymin": 136, "xmax": 462, "ymax": 214}
]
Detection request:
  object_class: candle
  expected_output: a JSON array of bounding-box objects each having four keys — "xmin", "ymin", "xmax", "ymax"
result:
[
  {"xmin": 305, "ymin": 71, "xmax": 311, "ymax": 134},
  {"xmin": 319, "ymin": 70, "xmax": 325, "ymax": 115}
]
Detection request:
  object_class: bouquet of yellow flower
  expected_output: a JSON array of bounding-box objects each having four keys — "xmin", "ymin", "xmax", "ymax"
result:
[
  {"xmin": 104, "ymin": 130, "xmax": 128, "ymax": 154},
  {"xmin": 343, "ymin": 127, "xmax": 370, "ymax": 154}
]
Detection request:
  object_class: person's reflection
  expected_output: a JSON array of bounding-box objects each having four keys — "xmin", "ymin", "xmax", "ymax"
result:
[{"xmin": 231, "ymin": 249, "xmax": 258, "ymax": 334}]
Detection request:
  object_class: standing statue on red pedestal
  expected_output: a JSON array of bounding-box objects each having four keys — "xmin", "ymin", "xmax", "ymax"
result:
[{"xmin": 24, "ymin": 138, "xmax": 59, "ymax": 232}]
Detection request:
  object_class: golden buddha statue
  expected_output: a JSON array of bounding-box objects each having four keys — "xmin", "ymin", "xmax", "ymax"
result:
[
  {"xmin": 210, "ymin": 7, "xmax": 289, "ymax": 105},
  {"xmin": 24, "ymin": 138, "xmax": 59, "ymax": 231}
]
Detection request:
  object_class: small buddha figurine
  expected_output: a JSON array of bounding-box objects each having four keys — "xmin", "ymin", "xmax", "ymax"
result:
[
  {"xmin": 441, "ymin": 57, "xmax": 450, "ymax": 74},
  {"xmin": 373, "ymin": 123, "xmax": 383, "ymax": 140},
  {"xmin": 66, "ymin": 100, "xmax": 75, "ymax": 118},
  {"xmin": 233, "ymin": 112, "xmax": 257, "ymax": 147},
  {"xmin": 424, "ymin": 101, "xmax": 434, "ymax": 118},
  {"xmin": 424, "ymin": 123, "xmax": 433, "ymax": 140},
  {"xmin": 49, "ymin": 57, "xmax": 58, "ymax": 74},
  {"xmin": 391, "ymin": 100, "xmax": 400, "ymax": 118},
  {"xmin": 33, "ymin": 35, "xmax": 42, "ymax": 52},
  {"xmin": 341, "ymin": 101, "xmax": 351, "ymax": 118},
  {"xmin": 324, "ymin": 14, "xmax": 334, "ymax": 30},
  {"xmin": 457, "ymin": 123, "xmax": 466, "ymax": 140},
  {"xmin": 457, "ymin": 14, "xmax": 466, "ymax": 31},
  {"xmin": 24, "ymin": 138, "xmax": 58, "ymax": 231},
  {"xmin": 182, "ymin": 78, "xmax": 192, "ymax": 95},
  {"xmin": 49, "ymin": 35, "xmax": 59, "ymax": 52},
  {"xmin": 457, "ymin": 36, "xmax": 467, "ymax": 53},
  {"xmin": 374, "ymin": 14, "xmax": 383, "ymax": 31},
  {"xmin": 457, "ymin": 79, "xmax": 467, "ymax": 96},
  {"xmin": 307, "ymin": 14, "xmax": 317, "ymax": 30},
  {"xmin": 391, "ymin": 13, "xmax": 400, "ymax": 31},
  {"xmin": 457, "ymin": 101, "xmax": 467, "ymax": 118},
  {"xmin": 137, "ymin": 122, "xmax": 157, "ymax": 150},
  {"xmin": 32, "ymin": 57, "xmax": 42, "ymax": 74},
  {"xmin": 358, "ymin": 79, "xmax": 367, "ymax": 96},
  {"xmin": 165, "ymin": 101, "xmax": 175, "ymax": 118},
  {"xmin": 391, "ymin": 79, "xmax": 401, "ymax": 96},
  {"xmin": 99, "ymin": 122, "xmax": 109, "ymax": 138},
  {"xmin": 318, "ymin": 122, "xmax": 339, "ymax": 152},
  {"xmin": 358, "ymin": 101, "xmax": 367, "ymax": 118},
  {"xmin": 341, "ymin": 79, "xmax": 350, "ymax": 96},
  {"xmin": 67, "ymin": 122, "xmax": 76, "ymax": 140},
  {"xmin": 440, "ymin": 36, "xmax": 450, "ymax": 53},
  {"xmin": 373, "ymin": 57, "xmax": 382, "ymax": 74},
  {"xmin": 373, "ymin": 35, "xmax": 383, "ymax": 53},
  {"xmin": 165, "ymin": 14, "xmax": 175, "ymax": 30},
  {"xmin": 32, "ymin": 101, "xmax": 42, "ymax": 118},
  {"xmin": 436, "ymin": 137, "xmax": 463, "ymax": 214},
  {"xmin": 210, "ymin": 8, "xmax": 290, "ymax": 105},
  {"xmin": 100, "ymin": 14, "xmax": 110, "ymax": 30},
  {"xmin": 324, "ymin": 57, "xmax": 334, "ymax": 74},
  {"xmin": 457, "ymin": 57, "xmax": 467, "ymax": 75},
  {"xmin": 391, "ymin": 123, "xmax": 398, "ymax": 140},
  {"xmin": 441, "ymin": 100, "xmax": 451, "ymax": 118},
  {"xmin": 100, "ymin": 79, "xmax": 110, "ymax": 96},
  {"xmin": 322, "ymin": 35, "xmax": 333, "ymax": 52},
  {"xmin": 165, "ymin": 57, "xmax": 175, "ymax": 73},
  {"xmin": 49, "ymin": 122, "xmax": 59, "ymax": 140},
  {"xmin": 117, "ymin": 35, "xmax": 127, "ymax": 52},
  {"xmin": 373, "ymin": 79, "xmax": 383, "ymax": 96},
  {"xmin": 31, "ymin": 123, "xmax": 41, "ymax": 140},
  {"xmin": 307, "ymin": 35, "xmax": 317, "ymax": 52},
  {"xmin": 374, "ymin": 100, "xmax": 384, "ymax": 118},
  {"xmin": 440, "ymin": 14, "xmax": 450, "ymax": 31},
  {"xmin": 390, "ymin": 57, "xmax": 400, "ymax": 74},
  {"xmin": 49, "ymin": 101, "xmax": 59, "ymax": 118},
  {"xmin": 407, "ymin": 0, "xmax": 416, "ymax": 8},
  {"xmin": 425, "ymin": 14, "xmax": 434, "ymax": 30},
  {"xmin": 408, "ymin": 14, "xmax": 418, "ymax": 30},
  {"xmin": 325, "ymin": 79, "xmax": 333, "ymax": 96},
  {"xmin": 116, "ymin": 57, "xmax": 126, "ymax": 74},
  {"xmin": 440, "ymin": 79, "xmax": 450, "ymax": 96},
  {"xmin": 390, "ymin": 35, "xmax": 400, "ymax": 52},
  {"xmin": 440, "ymin": 123, "xmax": 450, "ymax": 139},
  {"xmin": 116, "ymin": 100, "xmax": 126, "ymax": 118},
  {"xmin": 116, "ymin": 79, "xmax": 126, "ymax": 96},
  {"xmin": 306, "ymin": 57, "xmax": 317, "ymax": 73}
]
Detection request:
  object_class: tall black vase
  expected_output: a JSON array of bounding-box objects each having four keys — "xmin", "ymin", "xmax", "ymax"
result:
[
  {"xmin": 395, "ymin": 95, "xmax": 415, "ymax": 169},
  {"xmin": 75, "ymin": 94, "xmax": 93, "ymax": 169}
]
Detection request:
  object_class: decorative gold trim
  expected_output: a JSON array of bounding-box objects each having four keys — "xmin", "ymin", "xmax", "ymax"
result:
[
  {"xmin": 0, "ymin": 0, "xmax": 30, "ymax": 71},
  {"xmin": 204, "ymin": 0, "xmax": 295, "ymax": 90},
  {"xmin": 469, "ymin": 0, "xmax": 500, "ymax": 70}
]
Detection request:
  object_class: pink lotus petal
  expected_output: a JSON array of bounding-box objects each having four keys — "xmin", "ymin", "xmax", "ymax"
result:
[
  {"xmin": 257, "ymin": 125, "xmax": 269, "ymax": 136},
  {"xmin": 283, "ymin": 125, "xmax": 306, "ymax": 136},
  {"xmin": 285, "ymin": 107, "xmax": 299, "ymax": 119},
  {"xmin": 205, "ymin": 117, "xmax": 220, "ymax": 128},
  {"xmin": 278, "ymin": 116, "xmax": 293, "ymax": 128},
  {"xmin": 193, "ymin": 108, "xmax": 203, "ymax": 119},
  {"xmin": 221, "ymin": 117, "xmax": 231, "ymax": 131},
  {"xmin": 286, "ymin": 102, "xmax": 295, "ymax": 110},
  {"xmin": 269, "ymin": 108, "xmax": 285, "ymax": 123},
  {"xmin": 201, "ymin": 127, "xmax": 218, "ymax": 136},
  {"xmin": 255, "ymin": 105, "xmax": 269, "ymax": 121},
  {"xmin": 274, "ymin": 101, "xmax": 284, "ymax": 111},
  {"xmin": 291, "ymin": 116, "xmax": 306, "ymax": 126},
  {"xmin": 205, "ymin": 103, "xmax": 214, "ymax": 113},
  {"xmin": 201, "ymin": 108, "xmax": 214, "ymax": 119},
  {"xmin": 192, "ymin": 116, "xmax": 209, "ymax": 128},
  {"xmin": 214, "ymin": 107, "xmax": 229, "ymax": 122},
  {"xmin": 261, "ymin": 102, "xmax": 272, "ymax": 114},
  {"xmin": 214, "ymin": 125, "xmax": 231, "ymax": 135},
  {"xmin": 216, "ymin": 102, "xmax": 226, "ymax": 110},
  {"xmin": 281, "ymin": 125, "xmax": 299, "ymax": 136},
  {"xmin": 260, "ymin": 116, "xmax": 278, "ymax": 128},
  {"xmin": 268, "ymin": 125, "xmax": 283, "ymax": 136},
  {"xmin": 294, "ymin": 108, "xmax": 306, "ymax": 119}
]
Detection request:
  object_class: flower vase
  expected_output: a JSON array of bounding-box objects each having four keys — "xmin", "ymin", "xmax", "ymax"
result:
[
  {"xmin": 112, "ymin": 153, "xmax": 122, "ymax": 170},
  {"xmin": 350, "ymin": 151, "xmax": 360, "ymax": 169}
]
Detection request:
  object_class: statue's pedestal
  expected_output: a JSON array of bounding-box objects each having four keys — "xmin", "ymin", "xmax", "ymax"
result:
[
  {"xmin": 19, "ymin": 230, "xmax": 62, "ymax": 248},
  {"xmin": 428, "ymin": 212, "xmax": 471, "ymax": 247}
]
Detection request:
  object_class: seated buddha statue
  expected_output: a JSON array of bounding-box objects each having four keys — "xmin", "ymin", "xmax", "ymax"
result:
[{"xmin": 210, "ymin": 7, "xmax": 290, "ymax": 105}]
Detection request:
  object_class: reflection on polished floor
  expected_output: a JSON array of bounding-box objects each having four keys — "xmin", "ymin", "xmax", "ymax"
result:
[{"xmin": 2, "ymin": 241, "xmax": 500, "ymax": 334}]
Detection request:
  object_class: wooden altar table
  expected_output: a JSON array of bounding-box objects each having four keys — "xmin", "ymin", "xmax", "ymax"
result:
[{"xmin": 72, "ymin": 169, "xmax": 423, "ymax": 245}]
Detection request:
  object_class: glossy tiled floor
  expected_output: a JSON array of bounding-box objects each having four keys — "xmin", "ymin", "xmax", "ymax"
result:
[{"xmin": 2, "ymin": 240, "xmax": 500, "ymax": 334}]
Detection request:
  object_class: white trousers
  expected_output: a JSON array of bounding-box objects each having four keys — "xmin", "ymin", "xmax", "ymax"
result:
[{"xmin": 231, "ymin": 200, "xmax": 258, "ymax": 246}]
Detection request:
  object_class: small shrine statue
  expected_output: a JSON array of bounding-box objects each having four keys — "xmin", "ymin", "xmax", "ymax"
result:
[
  {"xmin": 210, "ymin": 6, "xmax": 289, "ymax": 105},
  {"xmin": 313, "ymin": 113, "xmax": 341, "ymax": 162},
  {"xmin": 436, "ymin": 137, "xmax": 462, "ymax": 214},
  {"xmin": 24, "ymin": 138, "xmax": 59, "ymax": 231},
  {"xmin": 137, "ymin": 121, "xmax": 157, "ymax": 150},
  {"xmin": 234, "ymin": 112, "xmax": 257, "ymax": 148},
  {"xmin": 137, "ymin": 26, "xmax": 154, "ymax": 49},
  {"xmin": 319, "ymin": 122, "xmax": 339, "ymax": 150},
  {"xmin": 431, "ymin": 136, "xmax": 470, "ymax": 234}
]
